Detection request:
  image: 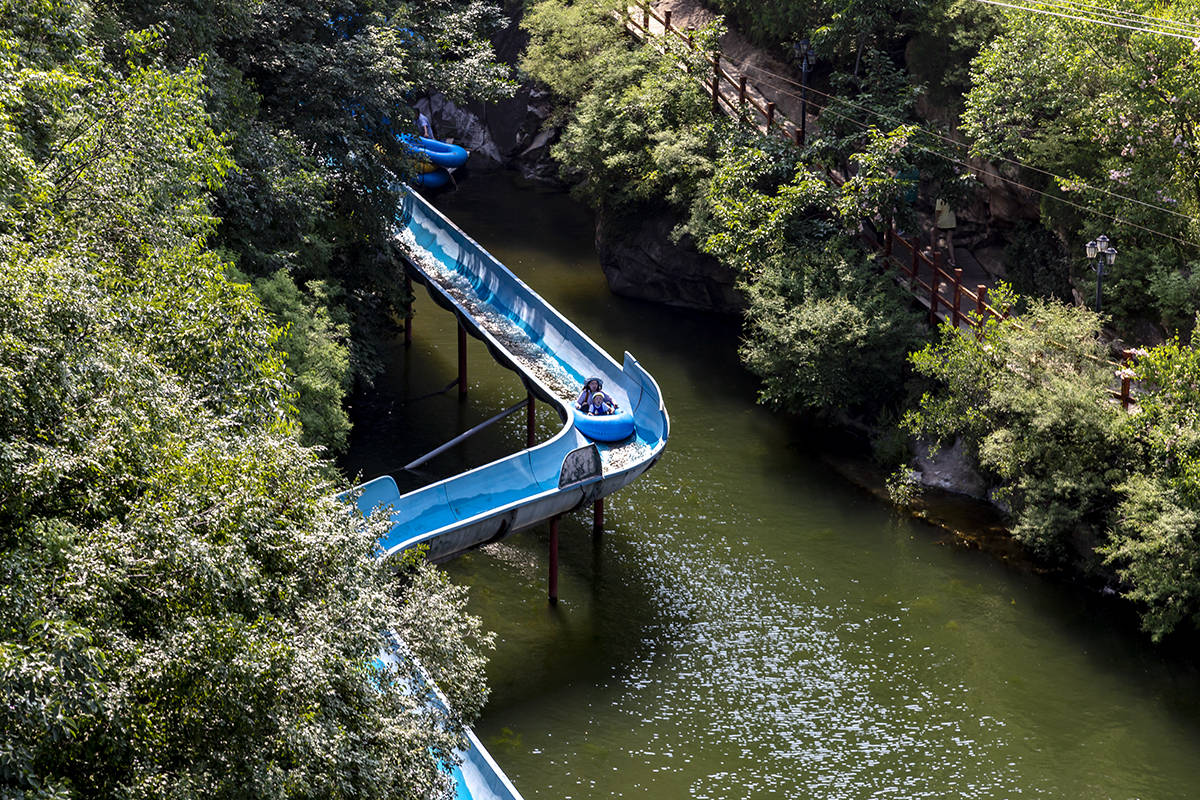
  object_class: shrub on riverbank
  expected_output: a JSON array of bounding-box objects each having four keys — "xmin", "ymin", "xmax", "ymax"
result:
[
  {"xmin": 522, "ymin": 0, "xmax": 925, "ymax": 418},
  {"xmin": 903, "ymin": 298, "xmax": 1129, "ymax": 562},
  {"xmin": 906, "ymin": 303, "xmax": 1200, "ymax": 640}
]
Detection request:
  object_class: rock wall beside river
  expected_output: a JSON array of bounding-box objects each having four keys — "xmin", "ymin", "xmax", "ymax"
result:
[{"xmin": 595, "ymin": 209, "xmax": 744, "ymax": 314}]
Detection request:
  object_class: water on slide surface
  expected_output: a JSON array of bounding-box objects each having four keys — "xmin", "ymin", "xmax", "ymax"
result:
[{"xmin": 344, "ymin": 172, "xmax": 1200, "ymax": 799}]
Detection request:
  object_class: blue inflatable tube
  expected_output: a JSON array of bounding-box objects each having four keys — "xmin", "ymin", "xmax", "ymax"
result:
[
  {"xmin": 404, "ymin": 135, "xmax": 469, "ymax": 168},
  {"xmin": 573, "ymin": 408, "xmax": 635, "ymax": 442},
  {"xmin": 414, "ymin": 168, "xmax": 451, "ymax": 189}
]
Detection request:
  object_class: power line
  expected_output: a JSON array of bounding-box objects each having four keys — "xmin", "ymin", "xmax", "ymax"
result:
[
  {"xmin": 737, "ymin": 61, "xmax": 1200, "ymax": 227},
  {"xmin": 1025, "ymin": 0, "xmax": 1200, "ymax": 37},
  {"xmin": 967, "ymin": 0, "xmax": 1200, "ymax": 40},
  {"xmin": 734, "ymin": 69, "xmax": 1200, "ymax": 248}
]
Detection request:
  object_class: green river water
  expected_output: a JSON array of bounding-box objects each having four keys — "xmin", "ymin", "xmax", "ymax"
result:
[{"xmin": 344, "ymin": 172, "xmax": 1200, "ymax": 799}]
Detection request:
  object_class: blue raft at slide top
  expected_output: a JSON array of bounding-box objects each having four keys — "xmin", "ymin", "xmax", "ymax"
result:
[
  {"xmin": 405, "ymin": 135, "xmax": 468, "ymax": 189},
  {"xmin": 346, "ymin": 187, "xmax": 670, "ymax": 798}
]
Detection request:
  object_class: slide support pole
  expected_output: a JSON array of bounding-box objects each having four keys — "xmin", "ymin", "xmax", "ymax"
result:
[{"xmin": 549, "ymin": 516, "xmax": 560, "ymax": 605}]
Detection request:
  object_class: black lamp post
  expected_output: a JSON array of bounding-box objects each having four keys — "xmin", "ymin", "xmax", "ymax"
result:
[
  {"xmin": 1085, "ymin": 234, "xmax": 1117, "ymax": 313},
  {"xmin": 793, "ymin": 38, "xmax": 816, "ymax": 146}
]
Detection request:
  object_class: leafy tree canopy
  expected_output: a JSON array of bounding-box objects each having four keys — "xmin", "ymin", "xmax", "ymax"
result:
[{"xmin": 1, "ymin": 0, "xmax": 504, "ymax": 795}]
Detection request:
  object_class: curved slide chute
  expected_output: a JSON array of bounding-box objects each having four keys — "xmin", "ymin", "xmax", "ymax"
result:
[
  {"xmin": 347, "ymin": 186, "xmax": 669, "ymax": 800},
  {"xmin": 350, "ymin": 186, "xmax": 669, "ymax": 564}
]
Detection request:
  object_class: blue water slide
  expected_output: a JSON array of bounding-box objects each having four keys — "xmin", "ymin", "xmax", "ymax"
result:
[
  {"xmin": 346, "ymin": 186, "xmax": 669, "ymax": 800},
  {"xmin": 375, "ymin": 646, "xmax": 524, "ymax": 800},
  {"xmin": 350, "ymin": 186, "xmax": 669, "ymax": 563}
]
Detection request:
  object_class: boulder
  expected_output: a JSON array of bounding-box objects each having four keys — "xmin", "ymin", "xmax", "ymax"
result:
[
  {"xmin": 912, "ymin": 437, "xmax": 988, "ymax": 499},
  {"xmin": 595, "ymin": 208, "xmax": 744, "ymax": 314}
]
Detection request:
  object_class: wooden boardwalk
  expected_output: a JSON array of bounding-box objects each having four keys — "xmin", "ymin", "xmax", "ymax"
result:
[{"xmin": 620, "ymin": 2, "xmax": 1137, "ymax": 409}]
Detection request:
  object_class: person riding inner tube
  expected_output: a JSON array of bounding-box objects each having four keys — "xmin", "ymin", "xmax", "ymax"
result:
[
  {"xmin": 588, "ymin": 391, "xmax": 614, "ymax": 416},
  {"xmin": 576, "ymin": 377, "xmax": 618, "ymax": 413}
]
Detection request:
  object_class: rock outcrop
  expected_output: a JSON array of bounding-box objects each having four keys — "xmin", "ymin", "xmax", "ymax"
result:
[
  {"xmin": 416, "ymin": 11, "xmax": 564, "ymax": 184},
  {"xmin": 912, "ymin": 437, "xmax": 989, "ymax": 500},
  {"xmin": 595, "ymin": 209, "xmax": 743, "ymax": 314}
]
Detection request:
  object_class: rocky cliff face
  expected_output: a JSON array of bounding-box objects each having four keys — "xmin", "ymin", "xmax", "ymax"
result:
[
  {"xmin": 416, "ymin": 6, "xmax": 742, "ymax": 313},
  {"xmin": 595, "ymin": 209, "xmax": 744, "ymax": 314},
  {"xmin": 416, "ymin": 11, "xmax": 563, "ymax": 184}
]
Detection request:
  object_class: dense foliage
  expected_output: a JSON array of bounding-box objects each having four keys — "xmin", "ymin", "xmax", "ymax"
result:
[
  {"xmin": 522, "ymin": 0, "xmax": 927, "ymax": 418},
  {"xmin": 962, "ymin": 0, "xmax": 1200, "ymax": 334},
  {"xmin": 1, "ymin": 0, "xmax": 505, "ymax": 795},
  {"xmin": 906, "ymin": 303, "xmax": 1200, "ymax": 640},
  {"xmin": 688, "ymin": 129, "xmax": 927, "ymax": 415},
  {"xmin": 904, "ymin": 297, "xmax": 1129, "ymax": 561},
  {"xmin": 1102, "ymin": 321, "xmax": 1200, "ymax": 639},
  {"xmin": 522, "ymin": 0, "xmax": 1200, "ymax": 640}
]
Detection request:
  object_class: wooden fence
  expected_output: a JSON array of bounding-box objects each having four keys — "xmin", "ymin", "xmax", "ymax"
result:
[
  {"xmin": 621, "ymin": 3, "xmax": 801, "ymax": 142},
  {"xmin": 620, "ymin": 3, "xmax": 1136, "ymax": 410}
]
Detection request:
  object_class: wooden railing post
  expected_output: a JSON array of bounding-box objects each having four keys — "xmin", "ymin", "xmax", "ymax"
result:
[
  {"xmin": 884, "ymin": 224, "xmax": 893, "ymax": 258},
  {"xmin": 909, "ymin": 237, "xmax": 919, "ymax": 288},
  {"xmin": 952, "ymin": 267, "xmax": 963, "ymax": 328},
  {"xmin": 766, "ymin": 101, "xmax": 775, "ymax": 129},
  {"xmin": 686, "ymin": 25, "xmax": 694, "ymax": 47},
  {"xmin": 664, "ymin": 9, "xmax": 671, "ymax": 30},
  {"xmin": 712, "ymin": 54, "xmax": 720, "ymax": 113},
  {"xmin": 643, "ymin": 1, "xmax": 649, "ymax": 31},
  {"xmin": 929, "ymin": 252, "xmax": 942, "ymax": 325},
  {"xmin": 738, "ymin": 75, "xmax": 747, "ymax": 110},
  {"xmin": 793, "ymin": 126, "xmax": 803, "ymax": 146},
  {"xmin": 976, "ymin": 285, "xmax": 988, "ymax": 318}
]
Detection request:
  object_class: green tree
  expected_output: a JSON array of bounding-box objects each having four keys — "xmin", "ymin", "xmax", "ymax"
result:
[
  {"xmin": 522, "ymin": 0, "xmax": 721, "ymax": 214},
  {"xmin": 690, "ymin": 128, "xmax": 927, "ymax": 416},
  {"xmin": 905, "ymin": 296, "xmax": 1129, "ymax": 560},
  {"xmin": 1102, "ymin": 321, "xmax": 1200, "ymax": 639},
  {"xmin": 0, "ymin": 3, "xmax": 496, "ymax": 795},
  {"xmin": 962, "ymin": 1, "xmax": 1200, "ymax": 332}
]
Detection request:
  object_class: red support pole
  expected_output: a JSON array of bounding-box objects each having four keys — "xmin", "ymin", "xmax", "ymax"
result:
[
  {"xmin": 593, "ymin": 497, "xmax": 604, "ymax": 536},
  {"xmin": 976, "ymin": 284, "xmax": 989, "ymax": 318},
  {"xmin": 1121, "ymin": 376, "xmax": 1132, "ymax": 410},
  {"xmin": 952, "ymin": 268, "xmax": 963, "ymax": 328},
  {"xmin": 526, "ymin": 392, "xmax": 536, "ymax": 448},
  {"xmin": 548, "ymin": 516, "xmax": 559, "ymax": 605},
  {"xmin": 403, "ymin": 273, "xmax": 413, "ymax": 348},
  {"xmin": 457, "ymin": 322, "xmax": 467, "ymax": 400},
  {"xmin": 766, "ymin": 101, "xmax": 775, "ymax": 129}
]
